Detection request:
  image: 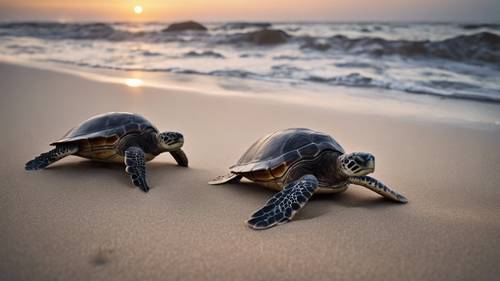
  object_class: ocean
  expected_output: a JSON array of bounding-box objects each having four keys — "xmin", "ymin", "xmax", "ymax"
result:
[{"xmin": 0, "ymin": 21, "xmax": 499, "ymax": 103}]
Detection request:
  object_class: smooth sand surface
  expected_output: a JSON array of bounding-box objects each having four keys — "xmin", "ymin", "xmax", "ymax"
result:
[{"xmin": 1, "ymin": 62, "xmax": 499, "ymax": 281}]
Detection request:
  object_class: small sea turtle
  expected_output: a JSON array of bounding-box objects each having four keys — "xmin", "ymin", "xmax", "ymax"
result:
[
  {"xmin": 209, "ymin": 128, "xmax": 407, "ymax": 230},
  {"xmin": 25, "ymin": 112, "xmax": 187, "ymax": 192}
]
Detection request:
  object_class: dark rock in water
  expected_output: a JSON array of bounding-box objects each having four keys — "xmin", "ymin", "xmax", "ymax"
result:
[
  {"xmin": 163, "ymin": 21, "xmax": 207, "ymax": 32},
  {"xmin": 220, "ymin": 22, "xmax": 272, "ymax": 30},
  {"xmin": 461, "ymin": 23, "xmax": 499, "ymax": 30},
  {"xmin": 184, "ymin": 50, "xmax": 225, "ymax": 59},
  {"xmin": 246, "ymin": 29, "xmax": 290, "ymax": 45}
]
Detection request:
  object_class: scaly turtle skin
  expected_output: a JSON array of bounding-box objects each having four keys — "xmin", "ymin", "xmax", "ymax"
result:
[
  {"xmin": 26, "ymin": 112, "xmax": 188, "ymax": 192},
  {"xmin": 209, "ymin": 128, "xmax": 407, "ymax": 230}
]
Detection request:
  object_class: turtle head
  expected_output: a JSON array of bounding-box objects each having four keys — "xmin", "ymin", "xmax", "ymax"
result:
[
  {"xmin": 337, "ymin": 152, "xmax": 375, "ymax": 177},
  {"xmin": 157, "ymin": 131, "xmax": 184, "ymax": 151}
]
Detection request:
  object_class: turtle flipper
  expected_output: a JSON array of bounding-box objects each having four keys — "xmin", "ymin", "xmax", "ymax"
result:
[
  {"xmin": 247, "ymin": 174, "xmax": 319, "ymax": 230},
  {"xmin": 124, "ymin": 147, "xmax": 149, "ymax": 192},
  {"xmin": 170, "ymin": 149, "xmax": 188, "ymax": 167},
  {"xmin": 208, "ymin": 173, "xmax": 242, "ymax": 185},
  {"xmin": 25, "ymin": 144, "xmax": 79, "ymax": 170},
  {"xmin": 349, "ymin": 176, "xmax": 408, "ymax": 203}
]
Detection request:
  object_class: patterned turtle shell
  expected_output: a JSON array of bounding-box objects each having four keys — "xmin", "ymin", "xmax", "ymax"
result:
[
  {"xmin": 230, "ymin": 128, "xmax": 344, "ymax": 182},
  {"xmin": 52, "ymin": 112, "xmax": 158, "ymax": 145},
  {"xmin": 50, "ymin": 112, "xmax": 158, "ymax": 161}
]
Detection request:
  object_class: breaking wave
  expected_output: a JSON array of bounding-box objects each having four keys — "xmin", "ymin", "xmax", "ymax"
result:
[
  {"xmin": 1, "ymin": 22, "xmax": 499, "ymax": 64},
  {"xmin": 299, "ymin": 32, "xmax": 500, "ymax": 64}
]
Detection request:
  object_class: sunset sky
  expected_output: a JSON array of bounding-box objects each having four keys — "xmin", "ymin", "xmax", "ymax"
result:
[{"xmin": 0, "ymin": 0, "xmax": 499, "ymax": 22}]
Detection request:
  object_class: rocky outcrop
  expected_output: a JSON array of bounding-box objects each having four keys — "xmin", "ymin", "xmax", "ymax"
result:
[
  {"xmin": 219, "ymin": 22, "xmax": 272, "ymax": 30},
  {"xmin": 246, "ymin": 29, "xmax": 289, "ymax": 45},
  {"xmin": 163, "ymin": 21, "xmax": 207, "ymax": 32}
]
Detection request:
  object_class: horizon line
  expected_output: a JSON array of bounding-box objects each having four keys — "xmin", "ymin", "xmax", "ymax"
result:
[{"xmin": 1, "ymin": 19, "xmax": 499, "ymax": 24}]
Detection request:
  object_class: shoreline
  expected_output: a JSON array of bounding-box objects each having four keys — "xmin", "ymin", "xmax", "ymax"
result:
[{"xmin": 2, "ymin": 57, "xmax": 500, "ymax": 127}]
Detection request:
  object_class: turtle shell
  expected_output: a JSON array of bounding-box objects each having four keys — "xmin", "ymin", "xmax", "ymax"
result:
[
  {"xmin": 230, "ymin": 128, "xmax": 344, "ymax": 181},
  {"xmin": 51, "ymin": 112, "xmax": 158, "ymax": 145},
  {"xmin": 50, "ymin": 112, "xmax": 158, "ymax": 161}
]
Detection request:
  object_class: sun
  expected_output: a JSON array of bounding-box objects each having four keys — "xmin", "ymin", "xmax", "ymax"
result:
[{"xmin": 133, "ymin": 5, "xmax": 143, "ymax": 15}]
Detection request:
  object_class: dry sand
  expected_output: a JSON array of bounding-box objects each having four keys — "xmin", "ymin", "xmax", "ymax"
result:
[{"xmin": 1, "ymin": 62, "xmax": 499, "ymax": 281}]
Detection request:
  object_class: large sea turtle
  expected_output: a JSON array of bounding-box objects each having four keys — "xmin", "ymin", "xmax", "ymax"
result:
[
  {"xmin": 209, "ymin": 128, "xmax": 407, "ymax": 230},
  {"xmin": 25, "ymin": 112, "xmax": 187, "ymax": 192}
]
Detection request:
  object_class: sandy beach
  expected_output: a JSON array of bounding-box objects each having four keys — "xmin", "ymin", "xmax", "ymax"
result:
[{"xmin": 1, "ymin": 61, "xmax": 499, "ymax": 281}]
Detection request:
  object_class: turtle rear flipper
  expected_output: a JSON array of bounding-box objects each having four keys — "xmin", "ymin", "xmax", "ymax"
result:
[
  {"xmin": 208, "ymin": 173, "xmax": 242, "ymax": 185},
  {"xmin": 125, "ymin": 147, "xmax": 149, "ymax": 192},
  {"xmin": 349, "ymin": 176, "xmax": 408, "ymax": 203},
  {"xmin": 25, "ymin": 144, "xmax": 79, "ymax": 170},
  {"xmin": 247, "ymin": 174, "xmax": 319, "ymax": 230}
]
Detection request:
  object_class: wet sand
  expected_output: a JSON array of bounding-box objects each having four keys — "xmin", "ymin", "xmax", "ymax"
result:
[{"xmin": 1, "ymin": 62, "xmax": 499, "ymax": 281}]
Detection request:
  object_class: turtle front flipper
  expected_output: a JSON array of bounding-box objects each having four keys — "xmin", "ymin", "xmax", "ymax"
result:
[
  {"xmin": 349, "ymin": 176, "xmax": 408, "ymax": 203},
  {"xmin": 208, "ymin": 173, "xmax": 242, "ymax": 185},
  {"xmin": 170, "ymin": 149, "xmax": 188, "ymax": 167},
  {"xmin": 25, "ymin": 144, "xmax": 79, "ymax": 170},
  {"xmin": 124, "ymin": 147, "xmax": 149, "ymax": 192},
  {"xmin": 247, "ymin": 174, "xmax": 319, "ymax": 230}
]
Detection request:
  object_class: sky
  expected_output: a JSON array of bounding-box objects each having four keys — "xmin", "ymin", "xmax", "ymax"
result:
[{"xmin": 0, "ymin": 0, "xmax": 499, "ymax": 22}]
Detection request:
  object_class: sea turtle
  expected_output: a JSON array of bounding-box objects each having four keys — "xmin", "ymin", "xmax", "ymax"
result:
[
  {"xmin": 25, "ymin": 112, "xmax": 187, "ymax": 192},
  {"xmin": 209, "ymin": 128, "xmax": 407, "ymax": 230}
]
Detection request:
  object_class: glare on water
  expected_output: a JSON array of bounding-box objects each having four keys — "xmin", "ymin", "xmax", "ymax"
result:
[{"xmin": 125, "ymin": 78, "xmax": 143, "ymax": 87}]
